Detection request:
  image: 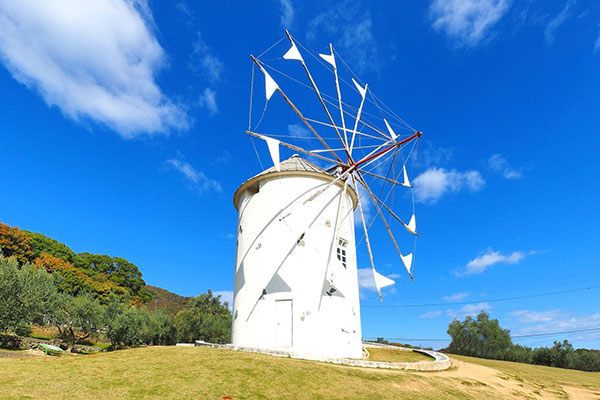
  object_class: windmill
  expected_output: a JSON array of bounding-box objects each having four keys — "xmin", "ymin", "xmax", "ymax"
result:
[{"xmin": 231, "ymin": 32, "xmax": 421, "ymax": 359}]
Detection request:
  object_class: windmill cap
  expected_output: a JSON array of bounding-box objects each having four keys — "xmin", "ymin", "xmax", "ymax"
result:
[{"xmin": 233, "ymin": 155, "xmax": 358, "ymax": 210}]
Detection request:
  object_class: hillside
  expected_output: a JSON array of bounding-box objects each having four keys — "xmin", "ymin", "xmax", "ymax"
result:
[
  {"xmin": 144, "ymin": 285, "xmax": 192, "ymax": 315},
  {"xmin": 0, "ymin": 347, "xmax": 598, "ymax": 399},
  {"xmin": 0, "ymin": 221, "xmax": 193, "ymax": 309}
]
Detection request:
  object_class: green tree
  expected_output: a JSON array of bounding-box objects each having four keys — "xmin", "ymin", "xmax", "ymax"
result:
[
  {"xmin": 447, "ymin": 311, "xmax": 512, "ymax": 359},
  {"xmin": 175, "ymin": 290, "xmax": 231, "ymax": 344},
  {"xmin": 51, "ymin": 293, "xmax": 104, "ymax": 351},
  {"xmin": 0, "ymin": 256, "xmax": 58, "ymax": 332}
]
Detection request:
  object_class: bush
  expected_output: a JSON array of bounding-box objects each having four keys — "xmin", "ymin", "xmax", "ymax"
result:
[{"xmin": 15, "ymin": 324, "xmax": 32, "ymax": 337}]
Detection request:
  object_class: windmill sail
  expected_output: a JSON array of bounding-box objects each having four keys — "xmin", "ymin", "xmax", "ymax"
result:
[
  {"xmin": 283, "ymin": 41, "xmax": 303, "ymax": 61},
  {"xmin": 263, "ymin": 136, "xmax": 281, "ymax": 171}
]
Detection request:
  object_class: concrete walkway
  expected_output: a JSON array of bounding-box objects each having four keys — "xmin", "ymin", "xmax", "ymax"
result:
[{"xmin": 190, "ymin": 341, "xmax": 452, "ymax": 371}]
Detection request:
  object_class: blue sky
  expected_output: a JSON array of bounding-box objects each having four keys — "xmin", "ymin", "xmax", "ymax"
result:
[{"xmin": 1, "ymin": 0, "xmax": 599, "ymax": 349}]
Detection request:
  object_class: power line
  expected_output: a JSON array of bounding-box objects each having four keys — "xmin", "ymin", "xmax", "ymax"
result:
[
  {"xmin": 361, "ymin": 285, "xmax": 600, "ymax": 308},
  {"xmin": 363, "ymin": 327, "xmax": 600, "ymax": 342}
]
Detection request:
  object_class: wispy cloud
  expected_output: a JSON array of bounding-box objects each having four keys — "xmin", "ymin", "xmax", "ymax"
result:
[
  {"xmin": 277, "ymin": 0, "xmax": 295, "ymax": 29},
  {"xmin": 544, "ymin": 0, "xmax": 576, "ymax": 45},
  {"xmin": 459, "ymin": 248, "xmax": 536, "ymax": 275},
  {"xmin": 0, "ymin": 0, "xmax": 188, "ymax": 138},
  {"xmin": 461, "ymin": 302, "xmax": 491, "ymax": 315},
  {"xmin": 443, "ymin": 292, "xmax": 469, "ymax": 302},
  {"xmin": 413, "ymin": 167, "xmax": 485, "ymax": 204},
  {"xmin": 430, "ymin": 0, "xmax": 511, "ymax": 46},
  {"xmin": 190, "ymin": 33, "xmax": 223, "ymax": 83},
  {"xmin": 357, "ymin": 268, "xmax": 377, "ymax": 291},
  {"xmin": 595, "ymin": 34, "xmax": 600, "ymax": 52},
  {"xmin": 166, "ymin": 157, "xmax": 222, "ymax": 193},
  {"xmin": 307, "ymin": 1, "xmax": 380, "ymax": 73},
  {"xmin": 447, "ymin": 302, "xmax": 492, "ymax": 319},
  {"xmin": 510, "ymin": 309, "xmax": 600, "ymax": 340},
  {"xmin": 488, "ymin": 154, "xmax": 522, "ymax": 179},
  {"xmin": 419, "ymin": 310, "xmax": 443, "ymax": 319},
  {"xmin": 198, "ymin": 88, "xmax": 218, "ymax": 115},
  {"xmin": 510, "ymin": 309, "xmax": 563, "ymax": 323}
]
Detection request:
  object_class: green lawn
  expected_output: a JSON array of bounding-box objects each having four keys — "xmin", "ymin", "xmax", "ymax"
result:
[
  {"xmin": 366, "ymin": 346, "xmax": 433, "ymax": 363},
  {"xmin": 0, "ymin": 346, "xmax": 597, "ymax": 399}
]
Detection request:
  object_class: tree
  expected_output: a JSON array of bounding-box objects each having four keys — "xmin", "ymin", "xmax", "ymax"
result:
[
  {"xmin": 104, "ymin": 295, "xmax": 147, "ymax": 348},
  {"xmin": 175, "ymin": 290, "xmax": 231, "ymax": 344},
  {"xmin": 0, "ymin": 222, "xmax": 34, "ymax": 264},
  {"xmin": 0, "ymin": 256, "xmax": 58, "ymax": 332},
  {"xmin": 34, "ymin": 253, "xmax": 93, "ymax": 296},
  {"xmin": 447, "ymin": 311, "xmax": 512, "ymax": 359},
  {"xmin": 51, "ymin": 293, "xmax": 104, "ymax": 351}
]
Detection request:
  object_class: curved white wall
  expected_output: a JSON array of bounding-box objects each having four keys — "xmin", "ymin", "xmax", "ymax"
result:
[{"xmin": 232, "ymin": 173, "xmax": 362, "ymax": 359}]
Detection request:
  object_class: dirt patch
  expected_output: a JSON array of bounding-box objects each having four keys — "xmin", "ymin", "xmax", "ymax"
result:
[{"xmin": 415, "ymin": 358, "xmax": 598, "ymax": 400}]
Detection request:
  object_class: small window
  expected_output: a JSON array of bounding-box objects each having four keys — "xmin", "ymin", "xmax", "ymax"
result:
[
  {"xmin": 337, "ymin": 247, "xmax": 347, "ymax": 268},
  {"xmin": 338, "ymin": 237, "xmax": 348, "ymax": 248}
]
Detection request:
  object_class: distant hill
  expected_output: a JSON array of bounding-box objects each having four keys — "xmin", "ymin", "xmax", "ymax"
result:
[{"xmin": 144, "ymin": 285, "xmax": 192, "ymax": 315}]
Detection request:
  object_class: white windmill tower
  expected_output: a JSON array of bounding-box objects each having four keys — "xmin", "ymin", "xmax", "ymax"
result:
[{"xmin": 231, "ymin": 32, "xmax": 420, "ymax": 359}]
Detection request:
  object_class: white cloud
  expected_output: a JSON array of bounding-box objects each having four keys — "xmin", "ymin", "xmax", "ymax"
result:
[
  {"xmin": 277, "ymin": 0, "xmax": 294, "ymax": 29},
  {"xmin": 488, "ymin": 154, "xmax": 522, "ymax": 179},
  {"xmin": 190, "ymin": 33, "xmax": 223, "ymax": 83},
  {"xmin": 419, "ymin": 310, "xmax": 443, "ymax": 319},
  {"xmin": 510, "ymin": 309, "xmax": 563, "ymax": 323},
  {"xmin": 357, "ymin": 268, "xmax": 377, "ymax": 291},
  {"xmin": 166, "ymin": 157, "xmax": 222, "ymax": 193},
  {"xmin": 307, "ymin": 1, "xmax": 379, "ymax": 73},
  {"xmin": 461, "ymin": 302, "xmax": 491, "ymax": 315},
  {"xmin": 443, "ymin": 292, "xmax": 469, "ymax": 302},
  {"xmin": 226, "ymin": 233, "xmax": 235, "ymax": 240},
  {"xmin": 413, "ymin": 167, "xmax": 484, "ymax": 204},
  {"xmin": 447, "ymin": 302, "xmax": 492, "ymax": 319},
  {"xmin": 214, "ymin": 290, "xmax": 233, "ymax": 310},
  {"xmin": 198, "ymin": 88, "xmax": 218, "ymax": 115},
  {"xmin": 460, "ymin": 248, "xmax": 536, "ymax": 275},
  {"xmin": 545, "ymin": 0, "xmax": 575, "ymax": 45},
  {"xmin": 287, "ymin": 123, "xmax": 311, "ymax": 138},
  {"xmin": 511, "ymin": 310, "xmax": 600, "ymax": 340},
  {"xmin": 430, "ymin": 0, "xmax": 511, "ymax": 46},
  {"xmin": 0, "ymin": 0, "xmax": 188, "ymax": 138}
]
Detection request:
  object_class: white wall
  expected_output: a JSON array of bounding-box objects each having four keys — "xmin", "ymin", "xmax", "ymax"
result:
[{"xmin": 232, "ymin": 173, "xmax": 362, "ymax": 359}]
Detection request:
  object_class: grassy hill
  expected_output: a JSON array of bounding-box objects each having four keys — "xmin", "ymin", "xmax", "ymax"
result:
[{"xmin": 0, "ymin": 347, "xmax": 598, "ymax": 399}]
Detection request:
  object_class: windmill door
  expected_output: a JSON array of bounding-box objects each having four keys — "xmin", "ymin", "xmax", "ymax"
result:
[{"xmin": 275, "ymin": 299, "xmax": 293, "ymax": 347}]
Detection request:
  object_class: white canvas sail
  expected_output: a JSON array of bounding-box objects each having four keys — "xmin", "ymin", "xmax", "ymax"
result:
[
  {"xmin": 319, "ymin": 50, "xmax": 336, "ymax": 68},
  {"xmin": 263, "ymin": 136, "xmax": 280, "ymax": 171},
  {"xmin": 260, "ymin": 66, "xmax": 278, "ymax": 101},
  {"xmin": 373, "ymin": 269, "xmax": 395, "ymax": 290},
  {"xmin": 401, "ymin": 165, "xmax": 411, "ymax": 187},
  {"xmin": 283, "ymin": 41, "xmax": 303, "ymax": 62},
  {"xmin": 384, "ymin": 118, "xmax": 398, "ymax": 141},
  {"xmin": 401, "ymin": 253, "xmax": 413, "ymax": 275}
]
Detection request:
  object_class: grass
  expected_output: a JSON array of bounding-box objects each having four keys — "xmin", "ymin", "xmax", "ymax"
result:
[
  {"xmin": 0, "ymin": 346, "xmax": 597, "ymax": 399},
  {"xmin": 366, "ymin": 347, "xmax": 433, "ymax": 363}
]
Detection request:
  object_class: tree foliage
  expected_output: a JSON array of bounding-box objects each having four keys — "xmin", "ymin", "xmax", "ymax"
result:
[
  {"xmin": 447, "ymin": 311, "xmax": 600, "ymax": 372},
  {"xmin": 175, "ymin": 290, "xmax": 231, "ymax": 344},
  {"xmin": 0, "ymin": 256, "xmax": 58, "ymax": 332},
  {"xmin": 0, "ymin": 221, "xmax": 151, "ymax": 304}
]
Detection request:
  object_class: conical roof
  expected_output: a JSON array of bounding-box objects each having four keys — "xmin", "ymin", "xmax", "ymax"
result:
[
  {"xmin": 254, "ymin": 154, "xmax": 328, "ymax": 177},
  {"xmin": 233, "ymin": 155, "xmax": 357, "ymax": 210}
]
